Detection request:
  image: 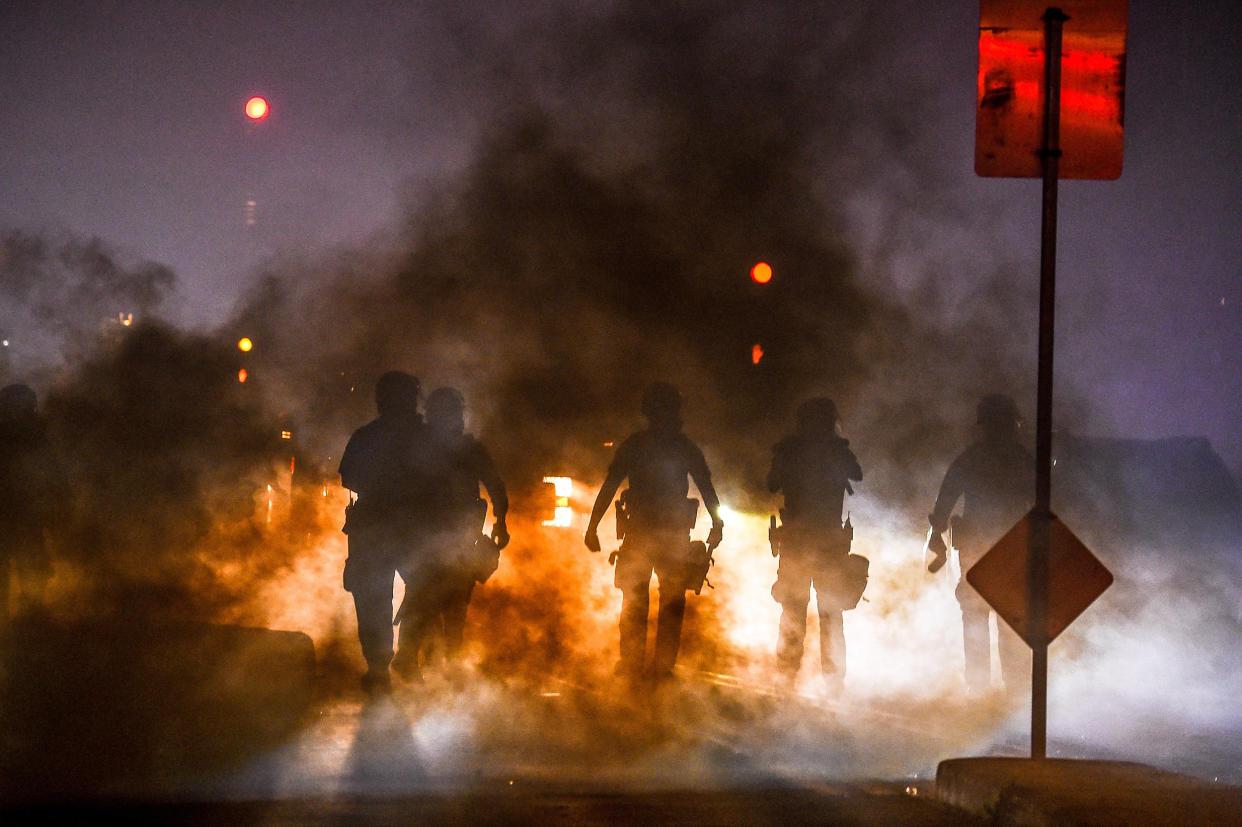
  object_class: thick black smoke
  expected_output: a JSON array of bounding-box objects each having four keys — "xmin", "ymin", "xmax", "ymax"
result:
[
  {"xmin": 0, "ymin": 230, "xmax": 174, "ymax": 384},
  {"xmin": 228, "ymin": 1, "xmax": 1042, "ymax": 521},
  {"xmin": 41, "ymin": 321, "xmax": 318, "ymax": 619}
]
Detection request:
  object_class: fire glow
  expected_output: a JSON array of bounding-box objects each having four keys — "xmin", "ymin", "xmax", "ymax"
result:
[
  {"xmin": 239, "ymin": 474, "xmax": 971, "ymax": 703},
  {"xmin": 542, "ymin": 476, "xmax": 574, "ymax": 527}
]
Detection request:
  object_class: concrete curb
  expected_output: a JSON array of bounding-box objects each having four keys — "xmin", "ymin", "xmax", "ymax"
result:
[{"xmin": 937, "ymin": 757, "xmax": 1242, "ymax": 826}]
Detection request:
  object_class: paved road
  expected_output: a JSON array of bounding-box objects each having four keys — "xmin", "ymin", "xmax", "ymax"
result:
[
  {"xmin": 1, "ymin": 664, "xmax": 989, "ymax": 823},
  {"xmin": 178, "ymin": 669, "xmax": 986, "ymax": 801},
  {"xmin": 3, "ymin": 659, "xmax": 1237, "ymax": 824},
  {"xmin": 1, "ymin": 785, "xmax": 980, "ymax": 826}
]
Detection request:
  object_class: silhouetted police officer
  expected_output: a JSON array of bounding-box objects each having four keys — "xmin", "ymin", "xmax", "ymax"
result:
[
  {"xmin": 339, "ymin": 371, "xmax": 423, "ymax": 696},
  {"xmin": 928, "ymin": 394, "xmax": 1033, "ymax": 694},
  {"xmin": 391, "ymin": 387, "xmax": 508, "ymax": 681},
  {"xmin": 584, "ymin": 382, "xmax": 723, "ymax": 684},
  {"xmin": 768, "ymin": 398, "xmax": 862, "ymax": 691},
  {"xmin": 0, "ymin": 384, "xmax": 64, "ymax": 621}
]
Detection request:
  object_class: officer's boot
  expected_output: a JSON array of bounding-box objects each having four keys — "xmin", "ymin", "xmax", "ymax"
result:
[{"xmin": 361, "ymin": 660, "xmax": 392, "ymax": 697}]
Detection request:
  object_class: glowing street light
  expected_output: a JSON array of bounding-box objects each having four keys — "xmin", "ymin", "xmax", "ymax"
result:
[
  {"xmin": 237, "ymin": 337, "xmax": 253, "ymax": 352},
  {"xmin": 750, "ymin": 261, "xmax": 773, "ymax": 284},
  {"xmin": 245, "ymin": 96, "xmax": 269, "ymax": 121}
]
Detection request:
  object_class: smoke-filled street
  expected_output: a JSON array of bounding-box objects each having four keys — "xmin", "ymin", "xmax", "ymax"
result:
[{"xmin": 2, "ymin": 1, "xmax": 1242, "ymax": 821}]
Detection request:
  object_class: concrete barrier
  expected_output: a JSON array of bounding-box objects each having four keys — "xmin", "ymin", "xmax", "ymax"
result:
[{"xmin": 0, "ymin": 617, "xmax": 315, "ymax": 801}]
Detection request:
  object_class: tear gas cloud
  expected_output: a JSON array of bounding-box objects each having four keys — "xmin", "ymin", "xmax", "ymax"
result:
[{"xmin": 1, "ymin": 0, "xmax": 1240, "ymax": 791}]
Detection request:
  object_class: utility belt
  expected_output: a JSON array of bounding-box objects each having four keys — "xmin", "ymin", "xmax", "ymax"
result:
[
  {"xmin": 768, "ymin": 509, "xmax": 853, "ymax": 557},
  {"xmin": 346, "ymin": 493, "xmax": 487, "ymax": 536},
  {"xmin": 614, "ymin": 490, "xmax": 698, "ymax": 538},
  {"xmin": 610, "ymin": 536, "xmax": 715, "ymax": 595},
  {"xmin": 610, "ymin": 491, "xmax": 713, "ymax": 594},
  {"xmin": 770, "ymin": 511, "xmax": 868, "ymax": 611}
]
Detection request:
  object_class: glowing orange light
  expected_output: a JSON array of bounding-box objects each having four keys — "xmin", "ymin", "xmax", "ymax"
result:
[
  {"xmin": 245, "ymin": 96, "xmax": 269, "ymax": 121},
  {"xmin": 542, "ymin": 476, "xmax": 574, "ymax": 528},
  {"xmin": 238, "ymin": 369, "xmax": 248, "ymax": 383},
  {"xmin": 237, "ymin": 337, "xmax": 253, "ymax": 352},
  {"xmin": 752, "ymin": 343, "xmax": 764, "ymax": 364},
  {"xmin": 750, "ymin": 261, "xmax": 773, "ymax": 284}
]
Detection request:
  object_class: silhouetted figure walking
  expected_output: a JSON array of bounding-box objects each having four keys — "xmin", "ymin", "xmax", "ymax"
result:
[
  {"xmin": 768, "ymin": 398, "xmax": 863, "ymax": 692},
  {"xmin": 391, "ymin": 387, "xmax": 508, "ymax": 681},
  {"xmin": 0, "ymin": 384, "xmax": 63, "ymax": 621},
  {"xmin": 928, "ymin": 394, "xmax": 1033, "ymax": 694},
  {"xmin": 339, "ymin": 371, "xmax": 424, "ymax": 696},
  {"xmin": 584, "ymin": 382, "xmax": 723, "ymax": 684}
]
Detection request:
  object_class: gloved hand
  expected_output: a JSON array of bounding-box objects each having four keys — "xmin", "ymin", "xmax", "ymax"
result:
[
  {"xmin": 491, "ymin": 521, "xmax": 510, "ymax": 551},
  {"xmin": 927, "ymin": 530, "xmax": 948, "ymax": 573},
  {"xmin": 584, "ymin": 526, "xmax": 601, "ymax": 553},
  {"xmin": 707, "ymin": 520, "xmax": 724, "ymax": 550}
]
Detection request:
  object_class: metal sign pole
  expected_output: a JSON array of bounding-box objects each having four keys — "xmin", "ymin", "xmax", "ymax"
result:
[{"xmin": 1031, "ymin": 6, "xmax": 1067, "ymax": 761}]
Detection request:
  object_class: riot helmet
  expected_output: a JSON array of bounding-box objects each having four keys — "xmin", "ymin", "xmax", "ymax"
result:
[
  {"xmin": 795, "ymin": 397, "xmax": 839, "ymax": 437},
  {"xmin": 641, "ymin": 381, "xmax": 683, "ymax": 429},
  {"xmin": 375, "ymin": 371, "xmax": 420, "ymax": 418},
  {"xmin": 976, "ymin": 394, "xmax": 1020, "ymax": 437},
  {"xmin": 425, "ymin": 386, "xmax": 466, "ymax": 435}
]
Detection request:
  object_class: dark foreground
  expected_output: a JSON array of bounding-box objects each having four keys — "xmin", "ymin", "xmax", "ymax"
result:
[
  {"xmin": 3, "ymin": 619, "xmax": 1241, "ymax": 825},
  {"xmin": 939, "ymin": 757, "xmax": 1242, "ymax": 827},
  {"xmin": 0, "ymin": 785, "xmax": 976, "ymax": 826}
]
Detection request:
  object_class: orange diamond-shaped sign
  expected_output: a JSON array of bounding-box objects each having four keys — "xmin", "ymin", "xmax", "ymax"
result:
[{"xmin": 966, "ymin": 509, "xmax": 1112, "ymax": 646}]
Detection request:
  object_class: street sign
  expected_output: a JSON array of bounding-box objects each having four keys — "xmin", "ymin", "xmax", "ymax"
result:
[
  {"xmin": 976, "ymin": 0, "xmax": 1127, "ymax": 179},
  {"xmin": 966, "ymin": 509, "xmax": 1113, "ymax": 647}
]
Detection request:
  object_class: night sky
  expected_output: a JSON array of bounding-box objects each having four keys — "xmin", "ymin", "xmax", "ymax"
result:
[{"xmin": 2, "ymin": 0, "xmax": 1241, "ymax": 477}]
